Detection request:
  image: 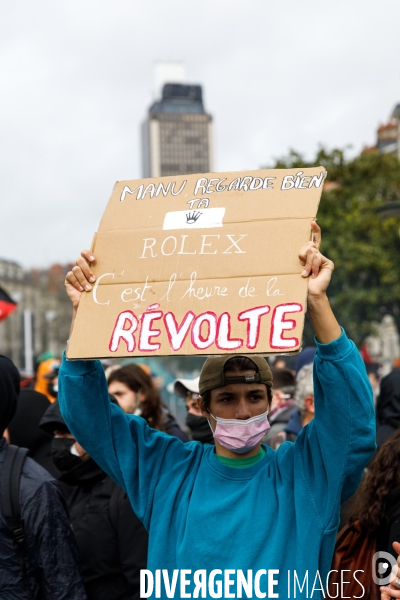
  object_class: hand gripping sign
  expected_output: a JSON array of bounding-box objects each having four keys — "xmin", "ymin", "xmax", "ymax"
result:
[{"xmin": 67, "ymin": 167, "xmax": 325, "ymax": 359}]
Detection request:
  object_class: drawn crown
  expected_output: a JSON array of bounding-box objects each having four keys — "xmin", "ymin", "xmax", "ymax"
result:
[{"xmin": 186, "ymin": 211, "xmax": 202, "ymax": 224}]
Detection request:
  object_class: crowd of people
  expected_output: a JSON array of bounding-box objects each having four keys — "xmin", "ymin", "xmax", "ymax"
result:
[
  {"xmin": 3, "ymin": 331, "xmax": 400, "ymax": 599},
  {"xmin": 1, "ymin": 223, "xmax": 400, "ymax": 599}
]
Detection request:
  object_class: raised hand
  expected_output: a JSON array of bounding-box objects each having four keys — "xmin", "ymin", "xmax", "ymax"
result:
[
  {"xmin": 299, "ymin": 221, "xmax": 334, "ymax": 298},
  {"xmin": 65, "ymin": 250, "xmax": 96, "ymax": 309}
]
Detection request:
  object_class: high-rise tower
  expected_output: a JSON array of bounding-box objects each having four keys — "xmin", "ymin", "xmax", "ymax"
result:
[{"xmin": 141, "ymin": 80, "xmax": 214, "ymax": 178}]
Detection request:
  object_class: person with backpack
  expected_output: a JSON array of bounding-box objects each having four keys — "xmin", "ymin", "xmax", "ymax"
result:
[
  {"xmin": 7, "ymin": 388, "xmax": 61, "ymax": 478},
  {"xmin": 39, "ymin": 400, "xmax": 148, "ymax": 600},
  {"xmin": 59, "ymin": 222, "xmax": 376, "ymax": 598},
  {"xmin": 0, "ymin": 354, "xmax": 87, "ymax": 600}
]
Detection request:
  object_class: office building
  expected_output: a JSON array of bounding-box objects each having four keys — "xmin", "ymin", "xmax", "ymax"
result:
[{"xmin": 142, "ymin": 82, "xmax": 214, "ymax": 178}]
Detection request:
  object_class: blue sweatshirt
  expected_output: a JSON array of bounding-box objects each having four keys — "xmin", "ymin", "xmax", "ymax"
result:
[{"xmin": 59, "ymin": 331, "xmax": 376, "ymax": 599}]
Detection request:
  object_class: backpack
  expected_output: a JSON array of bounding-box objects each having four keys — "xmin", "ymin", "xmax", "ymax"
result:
[
  {"xmin": 328, "ymin": 520, "xmax": 380, "ymax": 600},
  {"xmin": 1, "ymin": 444, "xmax": 31, "ymax": 593}
]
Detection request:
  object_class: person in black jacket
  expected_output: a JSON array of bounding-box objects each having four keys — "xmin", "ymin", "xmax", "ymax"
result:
[
  {"xmin": 39, "ymin": 401, "xmax": 148, "ymax": 600},
  {"xmin": 376, "ymin": 366, "xmax": 400, "ymax": 447},
  {"xmin": 0, "ymin": 355, "xmax": 86, "ymax": 600},
  {"xmin": 7, "ymin": 388, "xmax": 62, "ymax": 478}
]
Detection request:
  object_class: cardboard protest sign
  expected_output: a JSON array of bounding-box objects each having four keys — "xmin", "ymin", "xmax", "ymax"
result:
[{"xmin": 67, "ymin": 168, "xmax": 325, "ymax": 359}]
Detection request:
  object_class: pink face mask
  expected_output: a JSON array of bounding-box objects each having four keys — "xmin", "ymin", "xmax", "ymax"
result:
[{"xmin": 208, "ymin": 410, "xmax": 270, "ymax": 454}]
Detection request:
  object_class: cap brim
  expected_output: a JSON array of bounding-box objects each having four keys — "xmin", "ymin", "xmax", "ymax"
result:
[{"xmin": 173, "ymin": 376, "xmax": 200, "ymax": 397}]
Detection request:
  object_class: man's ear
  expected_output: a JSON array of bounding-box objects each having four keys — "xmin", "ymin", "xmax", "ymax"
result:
[
  {"xmin": 304, "ymin": 395, "xmax": 315, "ymax": 415},
  {"xmin": 197, "ymin": 396, "xmax": 210, "ymax": 420}
]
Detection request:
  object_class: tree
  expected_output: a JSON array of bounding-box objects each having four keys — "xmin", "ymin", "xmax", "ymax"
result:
[{"xmin": 269, "ymin": 148, "xmax": 400, "ymax": 346}]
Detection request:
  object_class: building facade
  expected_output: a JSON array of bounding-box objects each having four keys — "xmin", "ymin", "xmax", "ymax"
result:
[
  {"xmin": 376, "ymin": 103, "xmax": 400, "ymax": 158},
  {"xmin": 142, "ymin": 83, "xmax": 214, "ymax": 178},
  {"xmin": 0, "ymin": 258, "xmax": 72, "ymax": 369}
]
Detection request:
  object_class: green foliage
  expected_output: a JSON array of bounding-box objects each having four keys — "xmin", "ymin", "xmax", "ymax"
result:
[{"xmin": 268, "ymin": 148, "xmax": 400, "ymax": 346}]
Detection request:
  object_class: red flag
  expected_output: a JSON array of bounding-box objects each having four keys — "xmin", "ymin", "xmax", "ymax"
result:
[{"xmin": 0, "ymin": 286, "xmax": 17, "ymax": 322}]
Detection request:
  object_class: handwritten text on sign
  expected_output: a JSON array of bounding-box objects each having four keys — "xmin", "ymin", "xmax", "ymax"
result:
[{"xmin": 67, "ymin": 167, "xmax": 325, "ymax": 359}]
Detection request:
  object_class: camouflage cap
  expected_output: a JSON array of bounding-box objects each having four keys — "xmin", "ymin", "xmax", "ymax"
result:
[{"xmin": 199, "ymin": 355, "xmax": 273, "ymax": 396}]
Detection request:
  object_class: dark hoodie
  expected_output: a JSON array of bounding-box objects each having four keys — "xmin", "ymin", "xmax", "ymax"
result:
[
  {"xmin": 7, "ymin": 389, "xmax": 61, "ymax": 477},
  {"xmin": 40, "ymin": 401, "xmax": 148, "ymax": 600},
  {"xmin": 185, "ymin": 413, "xmax": 215, "ymax": 444},
  {"xmin": 0, "ymin": 356, "xmax": 86, "ymax": 600}
]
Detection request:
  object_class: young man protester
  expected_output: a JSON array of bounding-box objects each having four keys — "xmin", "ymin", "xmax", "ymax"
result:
[{"xmin": 59, "ymin": 222, "xmax": 376, "ymax": 599}]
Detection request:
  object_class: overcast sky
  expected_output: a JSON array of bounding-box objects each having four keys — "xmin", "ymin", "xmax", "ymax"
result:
[{"xmin": 1, "ymin": 0, "xmax": 399, "ymax": 269}]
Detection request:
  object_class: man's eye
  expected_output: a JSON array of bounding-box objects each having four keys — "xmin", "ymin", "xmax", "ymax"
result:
[{"xmin": 250, "ymin": 395, "xmax": 263, "ymax": 401}]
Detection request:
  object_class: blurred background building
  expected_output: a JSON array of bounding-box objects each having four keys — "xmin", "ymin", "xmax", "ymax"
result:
[
  {"xmin": 375, "ymin": 103, "xmax": 400, "ymax": 158},
  {"xmin": 141, "ymin": 61, "xmax": 214, "ymax": 177},
  {"xmin": 0, "ymin": 258, "xmax": 72, "ymax": 370}
]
